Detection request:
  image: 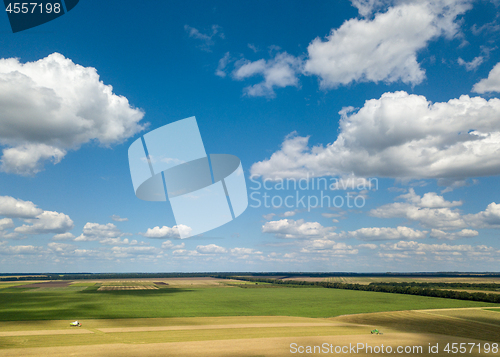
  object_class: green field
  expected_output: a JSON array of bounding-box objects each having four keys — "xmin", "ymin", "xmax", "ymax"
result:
[
  {"xmin": 0, "ymin": 283, "xmax": 496, "ymax": 321},
  {"xmin": 1, "ymin": 278, "xmax": 500, "ymax": 356}
]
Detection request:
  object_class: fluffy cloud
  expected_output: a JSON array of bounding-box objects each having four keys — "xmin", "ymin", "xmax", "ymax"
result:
[
  {"xmin": 48, "ymin": 242, "xmax": 76, "ymax": 255},
  {"xmin": 370, "ymin": 189, "xmax": 467, "ymax": 230},
  {"xmin": 371, "ymin": 189, "xmax": 500, "ymax": 231},
  {"xmin": 0, "ymin": 196, "xmax": 42, "ymax": 218},
  {"xmin": 98, "ymin": 237, "xmax": 133, "ymax": 245},
  {"xmin": 305, "ymin": 1, "xmax": 472, "ymax": 87},
  {"xmin": 14, "ymin": 211, "xmax": 74, "ymax": 235},
  {"xmin": 139, "ymin": 224, "xmax": 192, "ymax": 239},
  {"xmin": 0, "ymin": 196, "xmax": 73, "ymax": 237},
  {"xmin": 196, "ymin": 244, "xmax": 227, "ymax": 254},
  {"xmin": 300, "ymin": 239, "xmax": 358, "ymax": 255},
  {"xmin": 232, "ymin": 52, "xmax": 303, "ymax": 97},
  {"xmin": 397, "ymin": 189, "xmax": 462, "ymax": 208},
  {"xmin": 379, "ymin": 240, "xmax": 496, "ymax": 260},
  {"xmin": 429, "ymin": 228, "xmax": 478, "ymax": 240},
  {"xmin": 0, "ymin": 242, "xmax": 42, "ymax": 255},
  {"xmin": 357, "ymin": 243, "xmax": 378, "ymax": 249},
  {"xmin": 465, "ymin": 202, "xmax": 500, "ymax": 228},
  {"xmin": 472, "ymin": 62, "xmax": 500, "ymax": 93},
  {"xmin": 251, "ymin": 92, "xmax": 500, "ymax": 181},
  {"xmin": 1, "ymin": 144, "xmax": 66, "ymax": 175},
  {"xmin": 74, "ymin": 222, "xmax": 125, "ymax": 242},
  {"xmin": 52, "ymin": 232, "xmax": 75, "ymax": 241},
  {"xmin": 348, "ymin": 226, "xmax": 427, "ymax": 241},
  {"xmin": 0, "ymin": 53, "xmax": 145, "ymax": 175},
  {"xmin": 224, "ymin": 1, "xmax": 471, "ymax": 96},
  {"xmin": 262, "ymin": 219, "xmax": 336, "ymax": 239},
  {"xmin": 161, "ymin": 240, "xmax": 185, "ymax": 250},
  {"xmin": 111, "ymin": 246, "xmax": 160, "ymax": 258},
  {"xmin": 0, "ymin": 218, "xmax": 14, "ymax": 231},
  {"xmin": 230, "ymin": 247, "xmax": 262, "ymax": 257},
  {"xmin": 311, "ymin": 0, "xmax": 471, "ymax": 87}
]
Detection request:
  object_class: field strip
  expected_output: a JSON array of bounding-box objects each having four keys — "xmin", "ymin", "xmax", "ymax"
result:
[
  {"xmin": 96, "ymin": 322, "xmax": 347, "ymax": 333},
  {"xmin": 0, "ymin": 333, "xmax": 486, "ymax": 357},
  {"xmin": 0, "ymin": 329, "xmax": 93, "ymax": 337},
  {"xmin": 414, "ymin": 309, "xmax": 500, "ymax": 328},
  {"xmin": 416, "ymin": 307, "xmax": 485, "ymax": 312}
]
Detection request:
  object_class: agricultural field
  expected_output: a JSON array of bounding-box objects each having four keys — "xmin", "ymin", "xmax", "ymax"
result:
[
  {"xmin": 323, "ymin": 276, "xmax": 500, "ymax": 285},
  {"xmin": 0, "ymin": 277, "xmax": 499, "ymax": 356}
]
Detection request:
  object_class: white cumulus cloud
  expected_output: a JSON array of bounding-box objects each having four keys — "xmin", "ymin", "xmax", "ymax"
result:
[
  {"xmin": 304, "ymin": 0, "xmax": 470, "ymax": 88},
  {"xmin": 0, "ymin": 196, "xmax": 43, "ymax": 218},
  {"xmin": 74, "ymin": 222, "xmax": 125, "ymax": 242},
  {"xmin": 196, "ymin": 244, "xmax": 227, "ymax": 254},
  {"xmin": 348, "ymin": 226, "xmax": 427, "ymax": 241},
  {"xmin": 15, "ymin": 211, "xmax": 74, "ymax": 235},
  {"xmin": 0, "ymin": 53, "xmax": 146, "ymax": 175},
  {"xmin": 429, "ymin": 228, "xmax": 478, "ymax": 240},
  {"xmin": 139, "ymin": 224, "xmax": 192, "ymax": 239},
  {"xmin": 223, "ymin": 1, "xmax": 471, "ymax": 97},
  {"xmin": 473, "ymin": 62, "xmax": 500, "ymax": 93},
  {"xmin": 370, "ymin": 189, "xmax": 467, "ymax": 230},
  {"xmin": 52, "ymin": 232, "xmax": 75, "ymax": 241},
  {"xmin": 262, "ymin": 219, "xmax": 336, "ymax": 239},
  {"xmin": 251, "ymin": 91, "xmax": 500, "ymax": 181}
]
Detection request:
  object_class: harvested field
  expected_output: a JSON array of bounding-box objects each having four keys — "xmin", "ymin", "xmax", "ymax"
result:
[
  {"xmin": 97, "ymin": 285, "xmax": 158, "ymax": 291},
  {"xmin": 0, "ymin": 320, "xmax": 495, "ymax": 356},
  {"xmin": 418, "ymin": 307, "xmax": 500, "ymax": 326},
  {"xmin": 436, "ymin": 288, "xmax": 500, "ymax": 294},
  {"xmin": 334, "ymin": 308, "xmax": 500, "ymax": 342},
  {"xmin": 0, "ymin": 334, "xmax": 475, "ymax": 357},
  {"xmin": 100, "ymin": 281, "xmax": 156, "ymax": 286},
  {"xmin": 13, "ymin": 281, "xmax": 73, "ymax": 289},
  {"xmin": 0, "ymin": 329, "xmax": 93, "ymax": 337},
  {"xmin": 281, "ymin": 277, "xmax": 327, "ymax": 282}
]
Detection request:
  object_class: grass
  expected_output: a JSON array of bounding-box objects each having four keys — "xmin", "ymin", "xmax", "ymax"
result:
[
  {"xmin": 0, "ymin": 282, "xmax": 37, "ymax": 289},
  {"xmin": 0, "ymin": 323, "xmax": 362, "ymax": 349},
  {"xmin": 0, "ymin": 283, "xmax": 496, "ymax": 321}
]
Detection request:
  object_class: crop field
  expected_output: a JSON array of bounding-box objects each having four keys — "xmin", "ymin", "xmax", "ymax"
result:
[
  {"xmin": 0, "ymin": 278, "xmax": 499, "ymax": 356},
  {"xmin": 323, "ymin": 276, "xmax": 500, "ymax": 285}
]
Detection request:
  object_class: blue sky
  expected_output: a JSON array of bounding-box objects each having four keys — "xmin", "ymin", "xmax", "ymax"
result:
[{"xmin": 1, "ymin": 0, "xmax": 500, "ymax": 273}]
